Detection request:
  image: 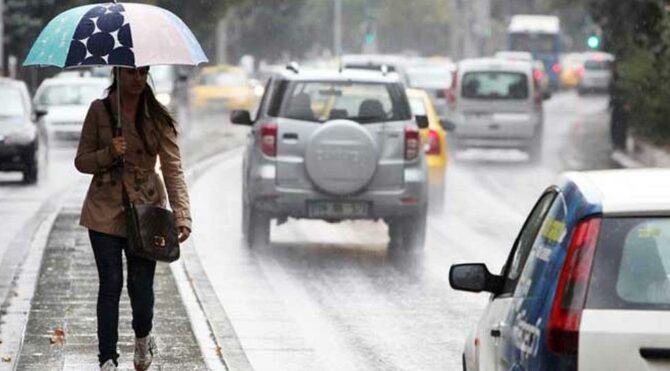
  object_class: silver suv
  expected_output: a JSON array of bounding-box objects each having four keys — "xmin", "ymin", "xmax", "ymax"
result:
[{"xmin": 231, "ymin": 67, "xmax": 429, "ymax": 250}]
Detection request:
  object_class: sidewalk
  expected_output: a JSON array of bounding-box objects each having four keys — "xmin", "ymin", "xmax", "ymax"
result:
[{"xmin": 4, "ymin": 122, "xmax": 249, "ymax": 370}]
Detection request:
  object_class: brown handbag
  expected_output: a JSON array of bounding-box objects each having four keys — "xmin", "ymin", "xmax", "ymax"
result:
[{"xmin": 103, "ymin": 98, "xmax": 180, "ymax": 262}]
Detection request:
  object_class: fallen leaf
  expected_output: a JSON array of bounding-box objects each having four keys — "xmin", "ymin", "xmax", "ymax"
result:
[
  {"xmin": 1, "ymin": 356, "xmax": 11, "ymax": 363},
  {"xmin": 49, "ymin": 328, "xmax": 65, "ymax": 345}
]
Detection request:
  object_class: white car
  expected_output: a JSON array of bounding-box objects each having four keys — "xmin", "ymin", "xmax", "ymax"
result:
[
  {"xmin": 448, "ymin": 58, "xmax": 545, "ymax": 162},
  {"xmin": 450, "ymin": 169, "xmax": 670, "ymax": 371},
  {"xmin": 33, "ymin": 77, "xmax": 109, "ymax": 143},
  {"xmin": 577, "ymin": 52, "xmax": 614, "ymax": 95}
]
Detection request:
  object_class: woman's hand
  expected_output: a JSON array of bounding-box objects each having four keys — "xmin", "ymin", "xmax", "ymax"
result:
[
  {"xmin": 111, "ymin": 136, "xmax": 127, "ymax": 157},
  {"xmin": 178, "ymin": 226, "xmax": 191, "ymax": 243}
]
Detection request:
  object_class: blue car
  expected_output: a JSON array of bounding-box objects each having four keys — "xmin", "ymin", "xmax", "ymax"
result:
[{"xmin": 451, "ymin": 169, "xmax": 670, "ymax": 371}]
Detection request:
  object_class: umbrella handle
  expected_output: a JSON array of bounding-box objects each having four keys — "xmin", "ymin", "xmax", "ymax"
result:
[{"xmin": 115, "ymin": 66, "xmax": 122, "ymax": 136}]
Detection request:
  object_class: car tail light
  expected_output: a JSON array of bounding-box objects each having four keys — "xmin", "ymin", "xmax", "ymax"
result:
[
  {"xmin": 426, "ymin": 129, "xmax": 441, "ymax": 155},
  {"xmin": 552, "ymin": 63, "xmax": 562, "ymax": 74},
  {"xmin": 533, "ymin": 69, "xmax": 544, "ymax": 81},
  {"xmin": 533, "ymin": 78, "xmax": 543, "ymax": 108},
  {"xmin": 576, "ymin": 66, "xmax": 585, "ymax": 78},
  {"xmin": 405, "ymin": 126, "xmax": 420, "ymax": 160},
  {"xmin": 260, "ymin": 123, "xmax": 278, "ymax": 157},
  {"xmin": 447, "ymin": 69, "xmax": 458, "ymax": 106},
  {"xmin": 547, "ymin": 217, "xmax": 601, "ymax": 354}
]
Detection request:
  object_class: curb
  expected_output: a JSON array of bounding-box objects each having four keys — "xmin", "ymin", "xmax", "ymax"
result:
[{"xmin": 174, "ymin": 146, "xmax": 254, "ymax": 371}]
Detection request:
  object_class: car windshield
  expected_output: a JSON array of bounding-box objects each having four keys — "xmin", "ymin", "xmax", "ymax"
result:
[
  {"xmin": 406, "ymin": 67, "xmax": 452, "ymax": 88},
  {"xmin": 461, "ymin": 71, "xmax": 529, "ymax": 100},
  {"xmin": 584, "ymin": 60, "xmax": 611, "ymax": 70},
  {"xmin": 269, "ymin": 81, "xmax": 410, "ymax": 123},
  {"xmin": 199, "ymin": 73, "xmax": 247, "ymax": 86},
  {"xmin": 408, "ymin": 95, "xmax": 427, "ymax": 116},
  {"xmin": 0, "ymin": 87, "xmax": 26, "ymax": 117},
  {"xmin": 37, "ymin": 83, "xmax": 107, "ymax": 107}
]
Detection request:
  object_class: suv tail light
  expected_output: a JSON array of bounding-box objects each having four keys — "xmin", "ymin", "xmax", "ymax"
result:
[
  {"xmin": 260, "ymin": 123, "xmax": 278, "ymax": 157},
  {"xmin": 547, "ymin": 217, "xmax": 601, "ymax": 354},
  {"xmin": 426, "ymin": 129, "xmax": 441, "ymax": 155},
  {"xmin": 405, "ymin": 126, "xmax": 420, "ymax": 160}
]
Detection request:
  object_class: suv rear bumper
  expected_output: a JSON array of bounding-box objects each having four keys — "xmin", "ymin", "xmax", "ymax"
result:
[{"xmin": 249, "ymin": 164, "xmax": 427, "ymax": 219}]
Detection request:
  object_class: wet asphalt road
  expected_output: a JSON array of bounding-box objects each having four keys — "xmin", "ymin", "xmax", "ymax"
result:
[
  {"xmin": 189, "ymin": 91, "xmax": 614, "ymax": 371},
  {"xmin": 0, "ymin": 91, "xmax": 612, "ymax": 370}
]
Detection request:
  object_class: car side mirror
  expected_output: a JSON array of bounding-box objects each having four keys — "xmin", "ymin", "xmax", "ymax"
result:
[
  {"xmin": 543, "ymin": 91, "xmax": 552, "ymax": 100},
  {"xmin": 33, "ymin": 109, "xmax": 48, "ymax": 122},
  {"xmin": 439, "ymin": 118, "xmax": 456, "ymax": 131},
  {"xmin": 449, "ymin": 263, "xmax": 503, "ymax": 294},
  {"xmin": 415, "ymin": 115, "xmax": 429, "ymax": 129},
  {"xmin": 230, "ymin": 110, "xmax": 253, "ymax": 126}
]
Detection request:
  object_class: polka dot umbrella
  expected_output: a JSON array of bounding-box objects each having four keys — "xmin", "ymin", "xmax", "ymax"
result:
[
  {"xmin": 24, "ymin": 1, "xmax": 208, "ymax": 68},
  {"xmin": 23, "ymin": 1, "xmax": 208, "ymax": 133}
]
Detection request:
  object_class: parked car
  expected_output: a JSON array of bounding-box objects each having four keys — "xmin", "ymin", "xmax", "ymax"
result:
[
  {"xmin": 231, "ymin": 67, "xmax": 429, "ymax": 250},
  {"xmin": 190, "ymin": 65, "xmax": 257, "ymax": 114},
  {"xmin": 448, "ymin": 58, "xmax": 545, "ymax": 162},
  {"xmin": 33, "ymin": 76, "xmax": 108, "ymax": 143},
  {"xmin": 0, "ymin": 78, "xmax": 48, "ymax": 184},
  {"xmin": 451, "ymin": 169, "xmax": 670, "ymax": 371},
  {"xmin": 407, "ymin": 88, "xmax": 454, "ymax": 213},
  {"xmin": 578, "ymin": 52, "xmax": 615, "ymax": 95},
  {"xmin": 405, "ymin": 62, "xmax": 456, "ymax": 116}
]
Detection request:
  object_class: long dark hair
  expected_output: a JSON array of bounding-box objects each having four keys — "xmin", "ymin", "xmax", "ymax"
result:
[{"xmin": 107, "ymin": 67, "xmax": 178, "ymax": 155}]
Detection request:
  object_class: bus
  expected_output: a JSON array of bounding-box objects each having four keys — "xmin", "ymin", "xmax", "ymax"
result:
[{"xmin": 507, "ymin": 15, "xmax": 561, "ymax": 90}]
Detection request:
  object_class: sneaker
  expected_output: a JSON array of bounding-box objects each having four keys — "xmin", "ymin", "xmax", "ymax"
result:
[
  {"xmin": 134, "ymin": 334, "xmax": 156, "ymax": 371},
  {"xmin": 100, "ymin": 359, "xmax": 117, "ymax": 371}
]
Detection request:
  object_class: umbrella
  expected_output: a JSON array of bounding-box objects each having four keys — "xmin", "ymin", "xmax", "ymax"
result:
[{"xmin": 23, "ymin": 1, "xmax": 208, "ymax": 132}]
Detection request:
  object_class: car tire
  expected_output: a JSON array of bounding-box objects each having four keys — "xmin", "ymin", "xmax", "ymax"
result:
[
  {"xmin": 22, "ymin": 158, "xmax": 38, "ymax": 185},
  {"xmin": 245, "ymin": 206, "xmax": 270, "ymax": 249},
  {"xmin": 388, "ymin": 206, "xmax": 427, "ymax": 251}
]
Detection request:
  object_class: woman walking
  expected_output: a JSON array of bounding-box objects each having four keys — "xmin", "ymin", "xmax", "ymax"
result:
[{"xmin": 75, "ymin": 66, "xmax": 192, "ymax": 371}]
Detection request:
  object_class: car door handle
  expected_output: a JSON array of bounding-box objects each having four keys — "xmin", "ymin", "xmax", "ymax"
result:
[
  {"xmin": 640, "ymin": 347, "xmax": 670, "ymax": 360},
  {"xmin": 283, "ymin": 133, "xmax": 298, "ymax": 140},
  {"xmin": 490, "ymin": 325, "xmax": 502, "ymax": 338}
]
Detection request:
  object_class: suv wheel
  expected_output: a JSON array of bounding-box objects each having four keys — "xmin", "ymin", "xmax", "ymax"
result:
[
  {"xmin": 244, "ymin": 204, "xmax": 270, "ymax": 248},
  {"xmin": 388, "ymin": 206, "xmax": 427, "ymax": 251}
]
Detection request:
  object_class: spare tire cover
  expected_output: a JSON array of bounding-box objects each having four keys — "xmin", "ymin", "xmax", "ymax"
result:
[{"xmin": 304, "ymin": 120, "xmax": 378, "ymax": 195}]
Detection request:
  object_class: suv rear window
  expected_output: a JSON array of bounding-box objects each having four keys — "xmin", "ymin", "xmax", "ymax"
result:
[
  {"xmin": 267, "ymin": 80, "xmax": 411, "ymax": 123},
  {"xmin": 587, "ymin": 217, "xmax": 670, "ymax": 310},
  {"xmin": 461, "ymin": 71, "xmax": 529, "ymax": 100}
]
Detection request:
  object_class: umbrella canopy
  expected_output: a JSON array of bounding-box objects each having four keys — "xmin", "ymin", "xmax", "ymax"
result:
[{"xmin": 24, "ymin": 2, "xmax": 208, "ymax": 68}]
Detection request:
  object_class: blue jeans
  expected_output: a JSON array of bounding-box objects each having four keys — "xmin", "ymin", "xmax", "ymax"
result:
[{"xmin": 89, "ymin": 230, "xmax": 156, "ymax": 366}]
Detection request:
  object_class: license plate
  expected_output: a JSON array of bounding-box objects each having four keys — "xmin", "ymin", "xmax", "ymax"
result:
[{"xmin": 307, "ymin": 201, "xmax": 370, "ymax": 218}]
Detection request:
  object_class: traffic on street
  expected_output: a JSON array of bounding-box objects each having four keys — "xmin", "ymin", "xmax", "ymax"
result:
[{"xmin": 0, "ymin": 1, "xmax": 667, "ymax": 371}]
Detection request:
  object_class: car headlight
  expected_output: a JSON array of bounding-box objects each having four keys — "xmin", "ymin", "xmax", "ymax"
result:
[
  {"xmin": 5, "ymin": 127, "xmax": 36, "ymax": 144},
  {"xmin": 156, "ymin": 93, "xmax": 172, "ymax": 107}
]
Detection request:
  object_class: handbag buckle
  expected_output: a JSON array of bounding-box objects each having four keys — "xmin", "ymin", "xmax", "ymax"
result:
[{"xmin": 154, "ymin": 236, "xmax": 166, "ymax": 248}]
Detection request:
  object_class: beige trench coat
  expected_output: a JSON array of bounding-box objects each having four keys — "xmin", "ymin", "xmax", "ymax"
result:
[{"xmin": 75, "ymin": 98, "xmax": 192, "ymax": 237}]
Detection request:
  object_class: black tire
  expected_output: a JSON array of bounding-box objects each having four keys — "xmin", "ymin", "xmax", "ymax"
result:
[
  {"xmin": 388, "ymin": 206, "xmax": 427, "ymax": 251},
  {"xmin": 22, "ymin": 159, "xmax": 38, "ymax": 184},
  {"xmin": 245, "ymin": 206, "xmax": 270, "ymax": 248}
]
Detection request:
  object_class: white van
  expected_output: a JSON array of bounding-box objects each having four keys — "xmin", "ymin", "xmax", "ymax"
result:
[{"xmin": 448, "ymin": 58, "xmax": 544, "ymax": 162}]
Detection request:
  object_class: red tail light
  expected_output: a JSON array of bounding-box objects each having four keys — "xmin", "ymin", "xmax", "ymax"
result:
[
  {"xmin": 405, "ymin": 126, "xmax": 420, "ymax": 160},
  {"xmin": 447, "ymin": 69, "xmax": 458, "ymax": 106},
  {"xmin": 576, "ymin": 66, "xmax": 585, "ymax": 78},
  {"xmin": 533, "ymin": 69, "xmax": 544, "ymax": 81},
  {"xmin": 260, "ymin": 123, "xmax": 278, "ymax": 157},
  {"xmin": 552, "ymin": 63, "xmax": 562, "ymax": 74},
  {"xmin": 426, "ymin": 129, "xmax": 441, "ymax": 155},
  {"xmin": 547, "ymin": 217, "xmax": 601, "ymax": 354}
]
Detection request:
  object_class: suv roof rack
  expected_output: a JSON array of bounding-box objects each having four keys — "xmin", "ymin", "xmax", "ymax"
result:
[{"xmin": 286, "ymin": 62, "xmax": 300, "ymax": 74}]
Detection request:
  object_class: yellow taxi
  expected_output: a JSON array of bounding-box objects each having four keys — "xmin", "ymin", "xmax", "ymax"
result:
[
  {"xmin": 190, "ymin": 65, "xmax": 258, "ymax": 113},
  {"xmin": 406, "ymin": 88, "xmax": 450, "ymax": 212}
]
